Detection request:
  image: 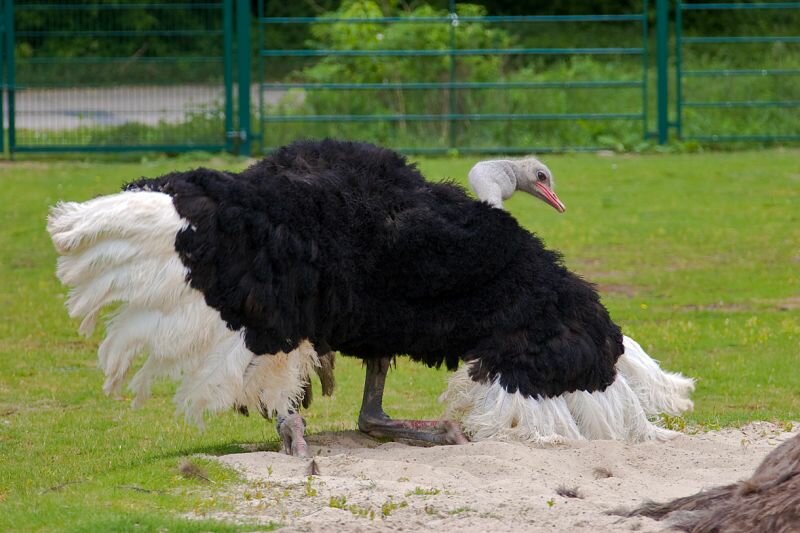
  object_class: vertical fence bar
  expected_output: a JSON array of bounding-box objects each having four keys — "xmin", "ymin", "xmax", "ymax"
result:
[
  {"xmin": 448, "ymin": 0, "xmax": 457, "ymax": 150},
  {"xmin": 655, "ymin": 0, "xmax": 669, "ymax": 144},
  {"xmin": 4, "ymin": 0, "xmax": 13, "ymax": 154},
  {"xmin": 256, "ymin": 0, "xmax": 264, "ymax": 154},
  {"xmin": 236, "ymin": 0, "xmax": 251, "ymax": 156},
  {"xmin": 641, "ymin": 0, "xmax": 649, "ymax": 140},
  {"xmin": 0, "ymin": 0, "xmax": 5, "ymax": 154},
  {"xmin": 674, "ymin": 0, "xmax": 683, "ymax": 138},
  {"xmin": 223, "ymin": 0, "xmax": 234, "ymax": 153}
]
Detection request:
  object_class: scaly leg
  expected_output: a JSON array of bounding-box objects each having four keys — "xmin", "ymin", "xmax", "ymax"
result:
[{"xmin": 357, "ymin": 357, "xmax": 468, "ymax": 445}]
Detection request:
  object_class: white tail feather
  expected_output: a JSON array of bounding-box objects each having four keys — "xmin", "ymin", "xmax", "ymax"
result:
[
  {"xmin": 97, "ymin": 297, "xmax": 223, "ymax": 395},
  {"xmin": 129, "ymin": 354, "xmax": 200, "ymax": 409},
  {"xmin": 98, "ymin": 334, "xmax": 145, "ymax": 395},
  {"xmin": 49, "ymin": 191, "xmax": 318, "ymax": 426},
  {"xmin": 174, "ymin": 334, "xmax": 254, "ymax": 427},
  {"xmin": 56, "ymin": 239, "xmax": 174, "ymax": 286},
  {"xmin": 564, "ymin": 375, "xmax": 677, "ymax": 442},
  {"xmin": 617, "ymin": 336, "xmax": 695, "ymax": 416},
  {"xmin": 441, "ymin": 335, "xmax": 693, "ymax": 444},
  {"xmin": 65, "ymin": 256, "xmax": 190, "ymax": 322},
  {"xmin": 48, "ymin": 192, "xmax": 183, "ymax": 254}
]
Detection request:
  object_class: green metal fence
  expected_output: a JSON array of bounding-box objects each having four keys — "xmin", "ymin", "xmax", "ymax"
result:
[
  {"xmin": 3, "ymin": 0, "xmax": 235, "ymax": 153},
  {"xmin": 254, "ymin": 1, "xmax": 651, "ymax": 154},
  {"xmin": 675, "ymin": 2, "xmax": 800, "ymax": 142},
  {"xmin": 1, "ymin": 1, "xmax": 799, "ymax": 155}
]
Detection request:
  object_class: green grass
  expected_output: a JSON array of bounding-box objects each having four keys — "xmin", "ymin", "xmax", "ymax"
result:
[{"xmin": 1, "ymin": 150, "xmax": 799, "ymax": 530}]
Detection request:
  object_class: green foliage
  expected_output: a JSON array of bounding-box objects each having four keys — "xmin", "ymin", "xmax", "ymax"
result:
[
  {"xmin": 304, "ymin": 476, "xmax": 318, "ymax": 497},
  {"xmin": 406, "ymin": 487, "xmax": 441, "ymax": 496},
  {"xmin": 381, "ymin": 498, "xmax": 408, "ymax": 517},
  {"xmin": 330, "ymin": 498, "xmax": 374, "ymax": 519},
  {"xmin": 304, "ymin": 2, "xmax": 511, "ymax": 83},
  {"xmin": 264, "ymin": 2, "xmax": 514, "ymax": 149},
  {"xmin": 477, "ymin": 0, "xmax": 640, "ymax": 16},
  {"xmin": 328, "ymin": 494, "xmax": 406, "ymax": 518},
  {"xmin": 329, "ymin": 495, "xmax": 348, "ymax": 508},
  {"xmin": 262, "ymin": 1, "xmax": 646, "ymax": 150},
  {"xmin": 14, "ymin": 1, "xmax": 227, "ymax": 85},
  {"xmin": 660, "ymin": 414, "xmax": 688, "ymax": 432}
]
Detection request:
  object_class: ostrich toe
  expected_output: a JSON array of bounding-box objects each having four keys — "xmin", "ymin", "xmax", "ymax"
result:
[{"xmin": 277, "ymin": 413, "xmax": 309, "ymax": 457}]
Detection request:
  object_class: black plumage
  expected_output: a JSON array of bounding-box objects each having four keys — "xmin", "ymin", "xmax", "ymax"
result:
[{"xmin": 125, "ymin": 139, "xmax": 623, "ymax": 399}]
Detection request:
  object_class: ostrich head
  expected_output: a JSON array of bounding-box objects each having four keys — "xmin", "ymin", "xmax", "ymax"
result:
[{"xmin": 468, "ymin": 157, "xmax": 566, "ymax": 213}]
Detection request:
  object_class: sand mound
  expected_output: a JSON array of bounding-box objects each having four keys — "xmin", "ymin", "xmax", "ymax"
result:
[{"xmin": 210, "ymin": 422, "xmax": 796, "ymax": 532}]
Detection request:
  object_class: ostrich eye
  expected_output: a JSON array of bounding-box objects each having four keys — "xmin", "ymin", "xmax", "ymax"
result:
[{"xmin": 536, "ymin": 170, "xmax": 547, "ymax": 182}]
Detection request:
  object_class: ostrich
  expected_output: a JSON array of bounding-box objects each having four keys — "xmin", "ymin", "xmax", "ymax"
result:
[
  {"xmin": 619, "ymin": 432, "xmax": 800, "ymax": 532},
  {"xmin": 47, "ymin": 139, "xmax": 693, "ymax": 455}
]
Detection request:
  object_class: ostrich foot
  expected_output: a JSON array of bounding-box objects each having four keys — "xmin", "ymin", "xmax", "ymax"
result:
[
  {"xmin": 276, "ymin": 413, "xmax": 309, "ymax": 457},
  {"xmin": 358, "ymin": 356, "xmax": 469, "ymax": 446},
  {"xmin": 359, "ymin": 413, "xmax": 468, "ymax": 445}
]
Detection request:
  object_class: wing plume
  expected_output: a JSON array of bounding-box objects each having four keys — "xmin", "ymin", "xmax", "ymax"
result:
[{"xmin": 48, "ymin": 191, "xmax": 316, "ymax": 425}]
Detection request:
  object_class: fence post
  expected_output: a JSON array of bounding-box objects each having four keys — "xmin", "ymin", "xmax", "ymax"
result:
[
  {"xmin": 674, "ymin": 0, "xmax": 682, "ymax": 138},
  {"xmin": 223, "ymin": 0, "xmax": 234, "ymax": 153},
  {"xmin": 641, "ymin": 0, "xmax": 649, "ymax": 142},
  {"xmin": 3, "ymin": 0, "xmax": 14, "ymax": 155},
  {"xmin": 236, "ymin": 0, "xmax": 251, "ymax": 156},
  {"xmin": 1, "ymin": 0, "xmax": 5, "ymax": 154},
  {"xmin": 655, "ymin": 0, "xmax": 669, "ymax": 144}
]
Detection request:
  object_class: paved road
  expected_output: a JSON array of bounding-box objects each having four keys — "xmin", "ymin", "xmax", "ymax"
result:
[{"xmin": 5, "ymin": 85, "xmax": 287, "ymax": 130}]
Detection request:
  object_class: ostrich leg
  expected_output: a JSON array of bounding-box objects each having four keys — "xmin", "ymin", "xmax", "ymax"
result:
[
  {"xmin": 358, "ymin": 357, "xmax": 468, "ymax": 445},
  {"xmin": 275, "ymin": 350, "xmax": 337, "ymax": 457}
]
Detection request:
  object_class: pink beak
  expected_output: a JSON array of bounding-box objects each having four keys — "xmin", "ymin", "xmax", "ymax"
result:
[{"xmin": 535, "ymin": 182, "xmax": 566, "ymax": 213}]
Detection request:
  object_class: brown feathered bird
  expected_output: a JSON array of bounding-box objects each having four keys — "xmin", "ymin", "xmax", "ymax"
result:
[{"xmin": 624, "ymin": 432, "xmax": 800, "ymax": 532}]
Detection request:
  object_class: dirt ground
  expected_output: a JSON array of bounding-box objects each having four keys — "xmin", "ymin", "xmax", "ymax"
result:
[{"xmin": 205, "ymin": 421, "xmax": 796, "ymax": 532}]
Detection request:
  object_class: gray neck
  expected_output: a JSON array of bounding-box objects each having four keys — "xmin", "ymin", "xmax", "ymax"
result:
[{"xmin": 468, "ymin": 160, "xmax": 522, "ymax": 209}]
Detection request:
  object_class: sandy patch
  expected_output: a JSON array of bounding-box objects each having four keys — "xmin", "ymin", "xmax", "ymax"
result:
[{"xmin": 210, "ymin": 422, "xmax": 796, "ymax": 532}]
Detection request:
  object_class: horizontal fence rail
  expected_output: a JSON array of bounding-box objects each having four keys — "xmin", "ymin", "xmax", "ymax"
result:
[
  {"xmin": 262, "ymin": 81, "xmax": 644, "ymax": 89},
  {"xmin": 682, "ymin": 68, "xmax": 800, "ymax": 76},
  {"xmin": 259, "ymin": 47, "xmax": 645, "ymax": 57},
  {"xmin": 680, "ymin": 2, "xmax": 800, "ymax": 10},
  {"xmin": 261, "ymin": 113, "xmax": 644, "ymax": 122},
  {"xmin": 676, "ymin": 1, "xmax": 800, "ymax": 142},
  {"xmin": 259, "ymin": 14, "xmax": 647, "ymax": 24}
]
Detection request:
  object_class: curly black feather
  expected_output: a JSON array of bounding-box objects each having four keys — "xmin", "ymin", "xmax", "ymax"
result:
[{"xmin": 124, "ymin": 139, "xmax": 623, "ymax": 398}]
